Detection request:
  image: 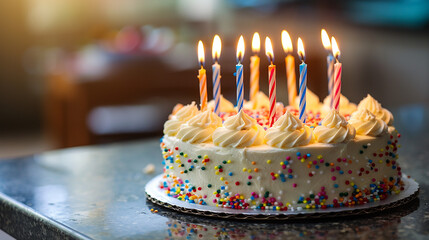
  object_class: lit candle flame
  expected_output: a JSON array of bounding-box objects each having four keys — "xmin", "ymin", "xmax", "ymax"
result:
[
  {"xmin": 265, "ymin": 37, "xmax": 274, "ymax": 63},
  {"xmin": 281, "ymin": 30, "xmax": 293, "ymax": 53},
  {"xmin": 212, "ymin": 35, "xmax": 222, "ymax": 62},
  {"xmin": 236, "ymin": 35, "xmax": 245, "ymax": 63},
  {"xmin": 252, "ymin": 32, "xmax": 260, "ymax": 54},
  {"xmin": 321, "ymin": 29, "xmax": 331, "ymax": 51},
  {"xmin": 331, "ymin": 36, "xmax": 340, "ymax": 61},
  {"xmin": 297, "ymin": 37, "xmax": 305, "ymax": 62},
  {"xmin": 198, "ymin": 40, "xmax": 205, "ymax": 67}
]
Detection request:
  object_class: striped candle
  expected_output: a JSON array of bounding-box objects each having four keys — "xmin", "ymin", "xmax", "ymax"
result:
[
  {"xmin": 331, "ymin": 36, "xmax": 342, "ymax": 111},
  {"xmin": 212, "ymin": 35, "xmax": 222, "ymax": 115},
  {"xmin": 286, "ymin": 55, "xmax": 297, "ymax": 106},
  {"xmin": 197, "ymin": 41, "xmax": 208, "ymax": 111},
  {"xmin": 268, "ymin": 64, "xmax": 277, "ymax": 126},
  {"xmin": 212, "ymin": 63, "xmax": 221, "ymax": 114},
  {"xmin": 333, "ymin": 63, "xmax": 342, "ymax": 110},
  {"xmin": 298, "ymin": 63, "xmax": 307, "ymax": 123},
  {"xmin": 297, "ymin": 37, "xmax": 307, "ymax": 123},
  {"xmin": 265, "ymin": 37, "xmax": 276, "ymax": 127},
  {"xmin": 198, "ymin": 68, "xmax": 208, "ymax": 111},
  {"xmin": 235, "ymin": 36, "xmax": 245, "ymax": 112},
  {"xmin": 327, "ymin": 54, "xmax": 335, "ymax": 108},
  {"xmin": 282, "ymin": 30, "xmax": 297, "ymax": 106},
  {"xmin": 250, "ymin": 56, "xmax": 260, "ymax": 102},
  {"xmin": 250, "ymin": 32, "xmax": 260, "ymax": 102}
]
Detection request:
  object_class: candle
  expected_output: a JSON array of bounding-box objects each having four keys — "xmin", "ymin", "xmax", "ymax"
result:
[
  {"xmin": 235, "ymin": 35, "xmax": 245, "ymax": 112},
  {"xmin": 250, "ymin": 32, "xmax": 260, "ymax": 103},
  {"xmin": 265, "ymin": 37, "xmax": 276, "ymax": 127},
  {"xmin": 331, "ymin": 37, "xmax": 342, "ymax": 111},
  {"xmin": 321, "ymin": 29, "xmax": 335, "ymax": 109},
  {"xmin": 197, "ymin": 40, "xmax": 208, "ymax": 111},
  {"xmin": 281, "ymin": 30, "xmax": 297, "ymax": 106},
  {"xmin": 297, "ymin": 37, "xmax": 307, "ymax": 123},
  {"xmin": 212, "ymin": 35, "xmax": 222, "ymax": 115}
]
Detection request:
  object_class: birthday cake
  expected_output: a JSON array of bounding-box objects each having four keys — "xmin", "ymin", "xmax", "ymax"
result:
[{"xmin": 159, "ymin": 92, "xmax": 402, "ymax": 211}]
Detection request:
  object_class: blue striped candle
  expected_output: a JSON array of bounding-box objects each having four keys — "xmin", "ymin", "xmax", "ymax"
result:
[
  {"xmin": 327, "ymin": 54, "xmax": 335, "ymax": 109},
  {"xmin": 236, "ymin": 63, "xmax": 244, "ymax": 112},
  {"xmin": 299, "ymin": 63, "xmax": 307, "ymax": 123},
  {"xmin": 212, "ymin": 63, "xmax": 221, "ymax": 115}
]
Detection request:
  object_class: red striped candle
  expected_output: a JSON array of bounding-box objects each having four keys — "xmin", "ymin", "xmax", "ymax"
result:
[
  {"xmin": 265, "ymin": 37, "xmax": 276, "ymax": 127},
  {"xmin": 331, "ymin": 37, "xmax": 342, "ymax": 111}
]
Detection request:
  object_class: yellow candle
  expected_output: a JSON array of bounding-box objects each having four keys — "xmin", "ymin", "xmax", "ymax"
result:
[
  {"xmin": 250, "ymin": 32, "xmax": 260, "ymax": 103},
  {"xmin": 197, "ymin": 41, "xmax": 207, "ymax": 111},
  {"xmin": 282, "ymin": 30, "xmax": 297, "ymax": 106}
]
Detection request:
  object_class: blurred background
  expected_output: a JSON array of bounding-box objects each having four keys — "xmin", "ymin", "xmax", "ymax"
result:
[{"xmin": 0, "ymin": 0, "xmax": 428, "ymax": 158}]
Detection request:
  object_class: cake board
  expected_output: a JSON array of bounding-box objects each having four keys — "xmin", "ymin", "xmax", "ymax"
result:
[{"xmin": 145, "ymin": 174, "xmax": 419, "ymax": 220}]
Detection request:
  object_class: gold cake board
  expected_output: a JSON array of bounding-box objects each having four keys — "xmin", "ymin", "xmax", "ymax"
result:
[{"xmin": 145, "ymin": 174, "xmax": 419, "ymax": 220}]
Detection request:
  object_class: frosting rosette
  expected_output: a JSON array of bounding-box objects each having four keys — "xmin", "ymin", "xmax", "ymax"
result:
[
  {"xmin": 265, "ymin": 111, "xmax": 313, "ymax": 148},
  {"xmin": 349, "ymin": 108, "xmax": 387, "ymax": 137},
  {"xmin": 212, "ymin": 110, "xmax": 265, "ymax": 148},
  {"xmin": 163, "ymin": 102, "xmax": 199, "ymax": 136},
  {"xmin": 357, "ymin": 94, "xmax": 394, "ymax": 125},
  {"xmin": 314, "ymin": 109, "xmax": 356, "ymax": 143},
  {"xmin": 208, "ymin": 95, "xmax": 235, "ymax": 113},
  {"xmin": 293, "ymin": 88, "xmax": 322, "ymax": 112},
  {"xmin": 321, "ymin": 94, "xmax": 357, "ymax": 117},
  {"xmin": 244, "ymin": 91, "xmax": 270, "ymax": 110},
  {"xmin": 176, "ymin": 110, "xmax": 222, "ymax": 143}
]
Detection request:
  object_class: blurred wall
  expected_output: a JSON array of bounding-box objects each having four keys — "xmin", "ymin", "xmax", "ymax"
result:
[{"xmin": 0, "ymin": 0, "xmax": 428, "ymax": 138}]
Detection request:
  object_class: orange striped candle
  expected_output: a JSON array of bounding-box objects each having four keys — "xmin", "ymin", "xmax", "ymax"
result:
[
  {"xmin": 282, "ymin": 30, "xmax": 297, "ymax": 106},
  {"xmin": 197, "ymin": 41, "xmax": 207, "ymax": 111},
  {"xmin": 250, "ymin": 32, "xmax": 260, "ymax": 102}
]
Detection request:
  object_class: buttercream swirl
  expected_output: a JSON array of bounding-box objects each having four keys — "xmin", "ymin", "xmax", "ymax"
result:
[
  {"xmin": 349, "ymin": 109, "xmax": 387, "ymax": 137},
  {"xmin": 244, "ymin": 91, "xmax": 270, "ymax": 110},
  {"xmin": 176, "ymin": 110, "xmax": 222, "ymax": 143},
  {"xmin": 293, "ymin": 88, "xmax": 323, "ymax": 112},
  {"xmin": 163, "ymin": 102, "xmax": 199, "ymax": 136},
  {"xmin": 313, "ymin": 109, "xmax": 356, "ymax": 143},
  {"xmin": 321, "ymin": 94, "xmax": 357, "ymax": 116},
  {"xmin": 265, "ymin": 111, "xmax": 313, "ymax": 148},
  {"xmin": 208, "ymin": 95, "xmax": 235, "ymax": 113},
  {"xmin": 357, "ymin": 94, "xmax": 394, "ymax": 125},
  {"xmin": 212, "ymin": 110, "xmax": 265, "ymax": 148}
]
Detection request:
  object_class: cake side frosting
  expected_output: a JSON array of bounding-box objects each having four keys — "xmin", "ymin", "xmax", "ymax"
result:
[
  {"xmin": 160, "ymin": 127, "xmax": 401, "ymax": 210},
  {"xmin": 159, "ymin": 94, "xmax": 403, "ymax": 211}
]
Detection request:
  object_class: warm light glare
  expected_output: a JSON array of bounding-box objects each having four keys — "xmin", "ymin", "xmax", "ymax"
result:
[
  {"xmin": 281, "ymin": 30, "xmax": 293, "ymax": 53},
  {"xmin": 198, "ymin": 40, "xmax": 205, "ymax": 66},
  {"xmin": 265, "ymin": 37, "xmax": 274, "ymax": 63},
  {"xmin": 252, "ymin": 32, "xmax": 260, "ymax": 54},
  {"xmin": 212, "ymin": 35, "xmax": 222, "ymax": 61},
  {"xmin": 236, "ymin": 35, "xmax": 245, "ymax": 63},
  {"xmin": 297, "ymin": 37, "xmax": 305, "ymax": 62},
  {"xmin": 331, "ymin": 37, "xmax": 340, "ymax": 60},
  {"xmin": 321, "ymin": 29, "xmax": 331, "ymax": 51}
]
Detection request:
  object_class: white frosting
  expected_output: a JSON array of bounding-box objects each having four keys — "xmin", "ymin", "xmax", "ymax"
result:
[
  {"xmin": 244, "ymin": 91, "xmax": 270, "ymax": 110},
  {"xmin": 176, "ymin": 110, "xmax": 222, "ymax": 143},
  {"xmin": 163, "ymin": 102, "xmax": 199, "ymax": 136},
  {"xmin": 321, "ymin": 94, "xmax": 357, "ymax": 116},
  {"xmin": 207, "ymin": 95, "xmax": 235, "ymax": 113},
  {"xmin": 162, "ymin": 126, "xmax": 400, "ymax": 209},
  {"xmin": 212, "ymin": 110, "xmax": 266, "ymax": 148},
  {"xmin": 357, "ymin": 94, "xmax": 394, "ymax": 125},
  {"xmin": 265, "ymin": 111, "xmax": 313, "ymax": 148},
  {"xmin": 293, "ymin": 88, "xmax": 323, "ymax": 112},
  {"xmin": 313, "ymin": 110, "xmax": 356, "ymax": 143},
  {"xmin": 349, "ymin": 109, "xmax": 387, "ymax": 137}
]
